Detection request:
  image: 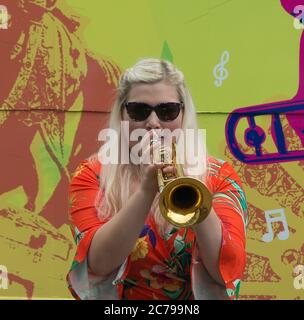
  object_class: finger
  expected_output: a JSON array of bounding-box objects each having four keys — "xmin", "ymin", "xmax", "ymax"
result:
[
  {"xmin": 143, "ymin": 163, "xmax": 160, "ymax": 177},
  {"xmin": 162, "ymin": 165, "xmax": 177, "ymax": 175},
  {"xmin": 154, "ymin": 162, "xmax": 166, "ymax": 171}
]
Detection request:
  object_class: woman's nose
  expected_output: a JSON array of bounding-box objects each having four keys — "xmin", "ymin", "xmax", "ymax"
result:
[{"xmin": 145, "ymin": 110, "xmax": 161, "ymax": 130}]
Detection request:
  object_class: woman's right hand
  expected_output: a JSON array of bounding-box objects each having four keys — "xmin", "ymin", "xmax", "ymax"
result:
[{"xmin": 140, "ymin": 163, "xmax": 164, "ymax": 196}]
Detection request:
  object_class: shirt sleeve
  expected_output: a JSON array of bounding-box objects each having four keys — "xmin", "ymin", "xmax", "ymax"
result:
[
  {"xmin": 211, "ymin": 160, "xmax": 248, "ymax": 300},
  {"xmin": 66, "ymin": 157, "xmax": 120, "ymax": 300},
  {"xmin": 68, "ymin": 158, "xmax": 106, "ymax": 263}
]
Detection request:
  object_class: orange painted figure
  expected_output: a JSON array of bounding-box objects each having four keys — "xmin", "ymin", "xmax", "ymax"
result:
[{"xmin": 0, "ymin": 0, "xmax": 120, "ymax": 227}]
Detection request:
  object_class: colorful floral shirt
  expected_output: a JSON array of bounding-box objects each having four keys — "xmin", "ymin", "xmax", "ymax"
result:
[{"xmin": 67, "ymin": 155, "xmax": 248, "ymax": 300}]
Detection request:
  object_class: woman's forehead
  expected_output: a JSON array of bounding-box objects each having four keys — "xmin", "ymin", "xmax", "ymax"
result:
[{"xmin": 128, "ymin": 81, "xmax": 179, "ymax": 102}]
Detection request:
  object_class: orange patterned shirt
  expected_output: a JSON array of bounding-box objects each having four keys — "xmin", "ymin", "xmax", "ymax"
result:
[{"xmin": 67, "ymin": 155, "xmax": 247, "ymax": 300}]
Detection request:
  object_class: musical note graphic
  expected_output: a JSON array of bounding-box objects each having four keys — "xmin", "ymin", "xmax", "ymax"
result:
[
  {"xmin": 293, "ymin": 265, "xmax": 304, "ymax": 290},
  {"xmin": 262, "ymin": 208, "xmax": 289, "ymax": 242},
  {"xmin": 213, "ymin": 50, "xmax": 230, "ymax": 87}
]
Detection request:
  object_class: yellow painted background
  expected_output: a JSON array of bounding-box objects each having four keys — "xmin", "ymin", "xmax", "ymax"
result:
[{"xmin": 0, "ymin": 0, "xmax": 304, "ymax": 299}]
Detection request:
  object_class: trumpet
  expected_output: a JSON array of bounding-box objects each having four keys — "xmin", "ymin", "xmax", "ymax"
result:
[{"xmin": 155, "ymin": 141, "xmax": 212, "ymax": 228}]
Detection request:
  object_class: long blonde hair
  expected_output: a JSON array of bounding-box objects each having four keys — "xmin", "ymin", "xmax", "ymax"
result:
[{"xmin": 94, "ymin": 58, "xmax": 208, "ymax": 236}]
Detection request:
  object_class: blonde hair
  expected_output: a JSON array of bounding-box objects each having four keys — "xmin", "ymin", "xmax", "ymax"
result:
[{"xmin": 95, "ymin": 58, "xmax": 208, "ymax": 236}]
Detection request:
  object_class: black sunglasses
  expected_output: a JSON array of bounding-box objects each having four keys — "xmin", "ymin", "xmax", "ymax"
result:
[{"xmin": 124, "ymin": 101, "xmax": 184, "ymax": 122}]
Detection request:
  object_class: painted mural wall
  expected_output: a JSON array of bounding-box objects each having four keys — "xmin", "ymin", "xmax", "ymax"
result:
[{"xmin": 0, "ymin": 0, "xmax": 303, "ymax": 299}]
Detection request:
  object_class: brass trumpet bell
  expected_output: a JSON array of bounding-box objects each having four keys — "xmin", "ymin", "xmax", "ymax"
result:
[{"xmin": 156, "ymin": 142, "xmax": 212, "ymax": 228}]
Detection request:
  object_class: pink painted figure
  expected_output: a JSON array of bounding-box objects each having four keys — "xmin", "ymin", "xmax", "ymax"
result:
[
  {"xmin": 282, "ymin": 0, "xmax": 304, "ymax": 145},
  {"xmin": 225, "ymin": 1, "xmax": 304, "ymax": 164}
]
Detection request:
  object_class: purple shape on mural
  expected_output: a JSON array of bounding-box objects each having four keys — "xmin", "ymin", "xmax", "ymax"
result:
[{"xmin": 225, "ymin": 0, "xmax": 304, "ymax": 164}]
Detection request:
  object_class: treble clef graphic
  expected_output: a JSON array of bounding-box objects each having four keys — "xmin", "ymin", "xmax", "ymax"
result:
[{"xmin": 213, "ymin": 50, "xmax": 230, "ymax": 87}]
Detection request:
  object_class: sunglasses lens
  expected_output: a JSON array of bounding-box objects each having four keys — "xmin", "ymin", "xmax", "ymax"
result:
[
  {"xmin": 125, "ymin": 102, "xmax": 182, "ymax": 122},
  {"xmin": 125, "ymin": 103, "xmax": 151, "ymax": 121},
  {"xmin": 156, "ymin": 103, "xmax": 181, "ymax": 121}
]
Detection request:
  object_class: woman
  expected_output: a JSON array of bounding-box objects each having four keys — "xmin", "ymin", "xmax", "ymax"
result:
[{"xmin": 67, "ymin": 58, "xmax": 248, "ymax": 300}]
